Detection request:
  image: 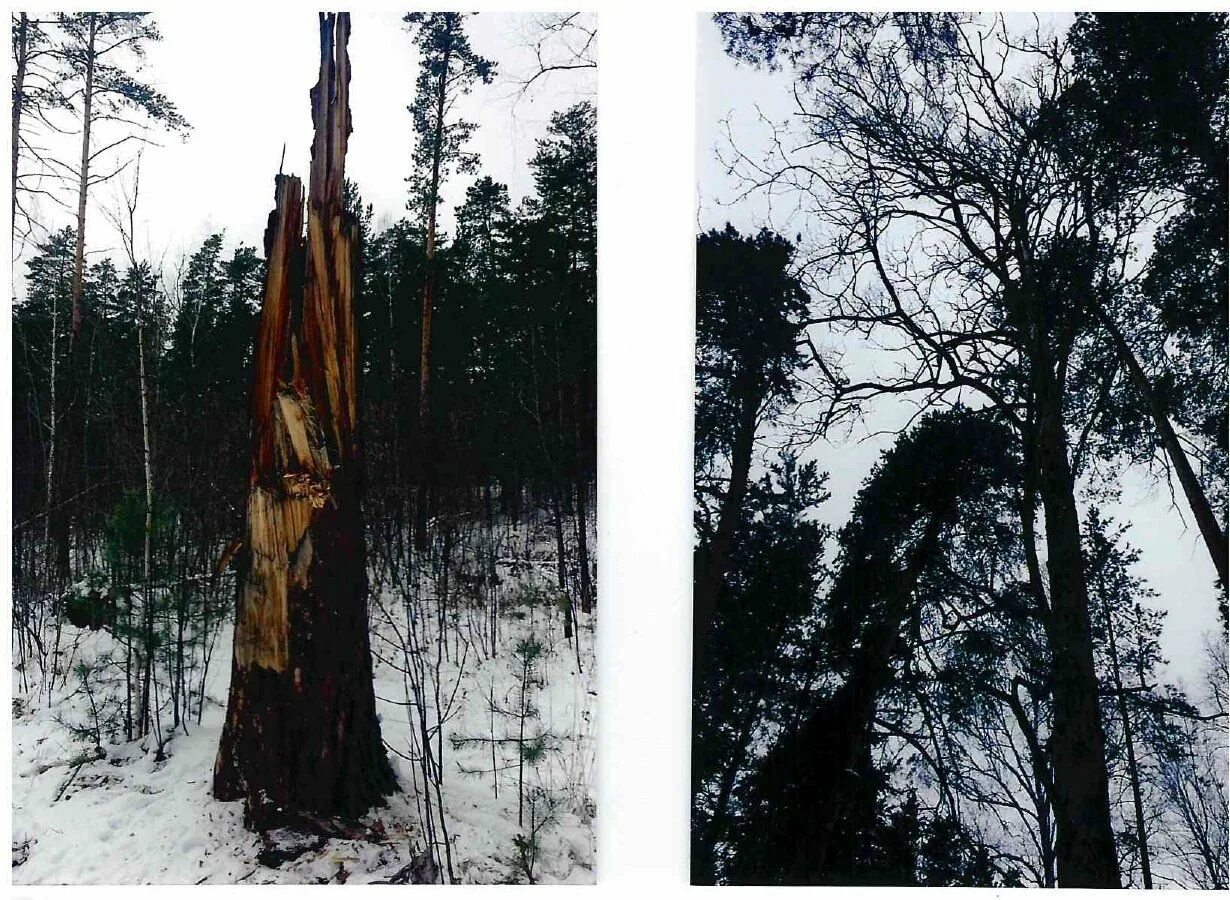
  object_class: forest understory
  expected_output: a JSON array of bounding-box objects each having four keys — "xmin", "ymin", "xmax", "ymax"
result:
[{"xmin": 13, "ymin": 506, "xmax": 597, "ymax": 885}]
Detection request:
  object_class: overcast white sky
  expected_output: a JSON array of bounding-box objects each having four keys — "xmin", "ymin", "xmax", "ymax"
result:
[
  {"xmin": 14, "ymin": 10, "xmax": 595, "ymax": 280},
  {"xmin": 696, "ymin": 14, "xmax": 1222, "ymax": 690}
]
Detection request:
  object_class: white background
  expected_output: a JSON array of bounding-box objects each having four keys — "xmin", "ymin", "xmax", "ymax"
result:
[{"xmin": 3, "ymin": 1, "xmax": 1216, "ymax": 898}]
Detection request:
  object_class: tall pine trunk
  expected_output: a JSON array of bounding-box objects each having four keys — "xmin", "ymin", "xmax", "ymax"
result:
[
  {"xmin": 418, "ymin": 33, "xmax": 451, "ymax": 413},
  {"xmin": 137, "ymin": 299, "xmax": 155, "ymax": 737},
  {"xmin": 61, "ymin": 14, "xmax": 98, "ymax": 581},
  {"xmin": 1034, "ymin": 386, "xmax": 1121, "ymax": 888},
  {"xmin": 70, "ymin": 15, "xmax": 95, "ymax": 339},
  {"xmin": 693, "ymin": 391, "xmax": 757, "ymax": 679},
  {"xmin": 12, "ymin": 12, "xmax": 28, "ymax": 241},
  {"xmin": 414, "ymin": 35, "xmax": 453, "ymax": 556},
  {"xmin": 42, "ymin": 255, "xmax": 62, "ymax": 592},
  {"xmin": 213, "ymin": 13, "xmax": 394, "ymax": 828},
  {"xmin": 52, "ymin": 13, "xmax": 98, "ymax": 586}
]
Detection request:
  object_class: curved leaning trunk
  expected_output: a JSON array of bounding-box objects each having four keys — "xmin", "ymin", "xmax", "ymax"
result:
[
  {"xmin": 727, "ymin": 515, "xmax": 946, "ymax": 885},
  {"xmin": 1102, "ymin": 313, "xmax": 1227, "ymax": 587},
  {"xmin": 213, "ymin": 13, "xmax": 395, "ymax": 828}
]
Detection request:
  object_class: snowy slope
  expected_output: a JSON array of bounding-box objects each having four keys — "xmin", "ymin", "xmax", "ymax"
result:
[{"xmin": 12, "ymin": 519, "xmax": 596, "ymax": 885}]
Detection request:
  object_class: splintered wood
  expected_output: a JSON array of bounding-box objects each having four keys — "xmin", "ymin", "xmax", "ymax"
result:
[
  {"xmin": 234, "ymin": 387, "xmax": 329, "ymax": 670},
  {"xmin": 216, "ymin": 12, "xmax": 392, "ymax": 826},
  {"xmin": 231, "ymin": 15, "xmax": 355, "ymax": 674}
]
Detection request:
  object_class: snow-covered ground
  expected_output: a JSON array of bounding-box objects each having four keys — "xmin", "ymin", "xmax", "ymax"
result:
[{"xmin": 12, "ymin": 517, "xmax": 596, "ymax": 885}]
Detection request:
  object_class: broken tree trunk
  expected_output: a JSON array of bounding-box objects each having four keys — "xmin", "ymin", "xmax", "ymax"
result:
[{"xmin": 213, "ymin": 12, "xmax": 395, "ymax": 828}]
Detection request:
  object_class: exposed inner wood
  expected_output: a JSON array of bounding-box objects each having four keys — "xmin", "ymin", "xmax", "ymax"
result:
[
  {"xmin": 234, "ymin": 386, "xmax": 329, "ymax": 671},
  {"xmin": 213, "ymin": 12, "xmax": 393, "ymax": 827}
]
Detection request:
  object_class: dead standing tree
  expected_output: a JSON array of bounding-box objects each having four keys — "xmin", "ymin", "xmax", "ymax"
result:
[{"xmin": 213, "ymin": 12, "xmax": 395, "ymax": 828}]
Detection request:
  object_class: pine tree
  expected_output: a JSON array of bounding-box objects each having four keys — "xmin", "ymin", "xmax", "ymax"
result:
[{"xmin": 693, "ymin": 225, "xmax": 809, "ymax": 681}]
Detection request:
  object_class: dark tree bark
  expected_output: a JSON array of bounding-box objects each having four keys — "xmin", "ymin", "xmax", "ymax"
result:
[
  {"xmin": 412, "ymin": 29, "xmax": 452, "ymax": 557},
  {"xmin": 69, "ymin": 13, "xmax": 96, "ymax": 339},
  {"xmin": 693, "ymin": 390, "xmax": 758, "ymax": 681},
  {"xmin": 729, "ymin": 514, "xmax": 943, "ymax": 885},
  {"xmin": 50, "ymin": 13, "xmax": 101, "ymax": 587},
  {"xmin": 1099, "ymin": 581, "xmax": 1153, "ymax": 888},
  {"xmin": 574, "ymin": 478, "xmax": 593, "ymax": 614},
  {"xmin": 1033, "ymin": 384, "xmax": 1122, "ymax": 888},
  {"xmin": 1102, "ymin": 313, "xmax": 1227, "ymax": 587},
  {"xmin": 418, "ymin": 37, "xmax": 450, "ymax": 414},
  {"xmin": 213, "ymin": 12, "xmax": 395, "ymax": 829},
  {"xmin": 690, "ymin": 680, "xmax": 766, "ymax": 884},
  {"xmin": 12, "ymin": 12, "xmax": 28, "ymax": 240}
]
